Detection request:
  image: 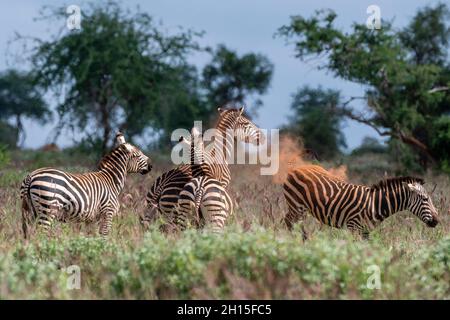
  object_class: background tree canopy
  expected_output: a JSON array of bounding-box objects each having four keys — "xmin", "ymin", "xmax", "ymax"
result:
[
  {"xmin": 0, "ymin": 69, "xmax": 50, "ymax": 148},
  {"xmin": 278, "ymin": 3, "xmax": 450, "ymax": 172},
  {"xmin": 19, "ymin": 2, "xmax": 273, "ymax": 154},
  {"xmin": 2, "ymin": 1, "xmax": 448, "ymax": 174},
  {"xmin": 283, "ymin": 86, "xmax": 346, "ymax": 160},
  {"xmin": 202, "ymin": 44, "xmax": 274, "ymax": 112},
  {"xmin": 29, "ymin": 2, "xmax": 204, "ymax": 154}
]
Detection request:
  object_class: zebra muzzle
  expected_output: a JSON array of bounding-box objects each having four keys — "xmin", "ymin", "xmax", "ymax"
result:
[
  {"xmin": 141, "ymin": 163, "xmax": 152, "ymax": 175},
  {"xmin": 426, "ymin": 217, "xmax": 439, "ymax": 228}
]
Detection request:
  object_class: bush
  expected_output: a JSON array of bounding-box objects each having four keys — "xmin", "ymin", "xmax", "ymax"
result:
[
  {"xmin": 0, "ymin": 228, "xmax": 448, "ymax": 299},
  {"xmin": 0, "ymin": 144, "xmax": 11, "ymax": 169}
]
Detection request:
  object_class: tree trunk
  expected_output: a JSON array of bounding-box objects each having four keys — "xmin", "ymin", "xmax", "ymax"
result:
[
  {"xmin": 15, "ymin": 114, "xmax": 24, "ymax": 148},
  {"xmin": 99, "ymin": 104, "xmax": 111, "ymax": 155}
]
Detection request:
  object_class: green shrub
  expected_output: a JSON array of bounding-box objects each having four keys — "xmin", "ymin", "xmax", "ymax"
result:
[
  {"xmin": 0, "ymin": 144, "xmax": 11, "ymax": 169},
  {"xmin": 0, "ymin": 228, "xmax": 448, "ymax": 299}
]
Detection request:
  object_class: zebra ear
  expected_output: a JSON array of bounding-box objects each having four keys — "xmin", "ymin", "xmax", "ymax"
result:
[
  {"xmin": 217, "ymin": 107, "xmax": 223, "ymax": 113},
  {"xmin": 116, "ymin": 132, "xmax": 126, "ymax": 145},
  {"xmin": 239, "ymin": 106, "xmax": 245, "ymax": 115},
  {"xmin": 191, "ymin": 127, "xmax": 203, "ymax": 147},
  {"xmin": 191, "ymin": 127, "xmax": 201, "ymax": 138},
  {"xmin": 179, "ymin": 136, "xmax": 191, "ymax": 146},
  {"xmin": 406, "ymin": 182, "xmax": 420, "ymax": 192},
  {"xmin": 123, "ymin": 143, "xmax": 134, "ymax": 153}
]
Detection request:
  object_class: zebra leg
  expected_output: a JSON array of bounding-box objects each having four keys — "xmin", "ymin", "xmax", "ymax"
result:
[
  {"xmin": 210, "ymin": 213, "xmax": 226, "ymax": 233},
  {"xmin": 140, "ymin": 203, "xmax": 160, "ymax": 231},
  {"xmin": 99, "ymin": 207, "xmax": 115, "ymax": 238},
  {"xmin": 174, "ymin": 183, "xmax": 201, "ymax": 232},
  {"xmin": 36, "ymin": 205, "xmax": 58, "ymax": 237},
  {"xmin": 176, "ymin": 201, "xmax": 191, "ymax": 231},
  {"xmin": 284, "ymin": 202, "xmax": 308, "ymax": 229},
  {"xmin": 204, "ymin": 205, "xmax": 226, "ymax": 234},
  {"xmin": 203, "ymin": 195, "xmax": 228, "ymax": 234},
  {"xmin": 346, "ymin": 220, "xmax": 369, "ymax": 240},
  {"xmin": 284, "ymin": 202, "xmax": 309, "ymax": 240}
]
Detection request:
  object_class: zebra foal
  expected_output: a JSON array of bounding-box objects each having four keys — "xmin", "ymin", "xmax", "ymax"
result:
[{"xmin": 20, "ymin": 133, "xmax": 152, "ymax": 238}]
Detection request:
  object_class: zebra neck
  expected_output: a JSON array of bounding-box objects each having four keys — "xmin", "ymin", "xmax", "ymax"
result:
[
  {"xmin": 212, "ymin": 116, "xmax": 236, "ymax": 164},
  {"xmin": 98, "ymin": 152, "xmax": 130, "ymax": 193},
  {"xmin": 367, "ymin": 184, "xmax": 409, "ymax": 222}
]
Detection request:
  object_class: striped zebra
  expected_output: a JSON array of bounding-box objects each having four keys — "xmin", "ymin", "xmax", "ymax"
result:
[
  {"xmin": 141, "ymin": 107, "xmax": 263, "ymax": 227},
  {"xmin": 170, "ymin": 128, "xmax": 233, "ymax": 233},
  {"xmin": 174, "ymin": 176, "xmax": 233, "ymax": 233},
  {"xmin": 20, "ymin": 133, "xmax": 152, "ymax": 239},
  {"xmin": 283, "ymin": 165, "xmax": 439, "ymax": 237}
]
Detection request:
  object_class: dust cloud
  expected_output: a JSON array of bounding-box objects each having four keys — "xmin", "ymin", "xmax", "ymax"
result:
[{"xmin": 272, "ymin": 135, "xmax": 347, "ymax": 184}]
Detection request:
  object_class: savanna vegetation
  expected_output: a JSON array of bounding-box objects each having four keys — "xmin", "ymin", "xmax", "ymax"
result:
[
  {"xmin": 0, "ymin": 2, "xmax": 449, "ymax": 299},
  {"xmin": 0, "ymin": 145, "xmax": 449, "ymax": 299}
]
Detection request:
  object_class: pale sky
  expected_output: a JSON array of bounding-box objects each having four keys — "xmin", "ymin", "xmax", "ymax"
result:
[{"xmin": 0, "ymin": 0, "xmax": 442, "ymax": 150}]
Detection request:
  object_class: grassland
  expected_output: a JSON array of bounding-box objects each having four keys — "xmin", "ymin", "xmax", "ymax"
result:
[{"xmin": 0, "ymin": 149, "xmax": 449, "ymax": 299}]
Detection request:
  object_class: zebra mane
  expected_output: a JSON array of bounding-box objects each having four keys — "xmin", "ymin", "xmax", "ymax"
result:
[
  {"xmin": 371, "ymin": 176, "xmax": 425, "ymax": 190},
  {"xmin": 97, "ymin": 144, "xmax": 130, "ymax": 170},
  {"xmin": 215, "ymin": 108, "xmax": 240, "ymax": 125}
]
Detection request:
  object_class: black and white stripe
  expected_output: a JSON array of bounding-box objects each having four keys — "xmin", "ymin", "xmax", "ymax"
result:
[
  {"xmin": 283, "ymin": 165, "xmax": 440, "ymax": 237},
  {"xmin": 175, "ymin": 176, "xmax": 233, "ymax": 233},
  {"xmin": 168, "ymin": 128, "xmax": 234, "ymax": 232},
  {"xmin": 142, "ymin": 107, "xmax": 263, "ymax": 227},
  {"xmin": 20, "ymin": 133, "xmax": 152, "ymax": 238}
]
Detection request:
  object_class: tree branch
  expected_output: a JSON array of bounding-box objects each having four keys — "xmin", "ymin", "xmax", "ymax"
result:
[
  {"xmin": 336, "ymin": 104, "xmax": 435, "ymax": 163},
  {"xmin": 428, "ymin": 86, "xmax": 449, "ymax": 93}
]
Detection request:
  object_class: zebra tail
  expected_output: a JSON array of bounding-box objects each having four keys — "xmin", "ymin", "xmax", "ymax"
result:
[
  {"xmin": 20, "ymin": 174, "xmax": 35, "ymax": 239},
  {"xmin": 192, "ymin": 186, "xmax": 205, "ymax": 227}
]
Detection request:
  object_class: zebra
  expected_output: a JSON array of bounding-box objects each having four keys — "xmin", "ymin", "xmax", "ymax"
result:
[
  {"xmin": 141, "ymin": 107, "xmax": 263, "ymax": 227},
  {"xmin": 170, "ymin": 127, "xmax": 233, "ymax": 233},
  {"xmin": 20, "ymin": 132, "xmax": 152, "ymax": 239},
  {"xmin": 174, "ymin": 176, "xmax": 234, "ymax": 233},
  {"xmin": 283, "ymin": 164, "xmax": 439, "ymax": 238}
]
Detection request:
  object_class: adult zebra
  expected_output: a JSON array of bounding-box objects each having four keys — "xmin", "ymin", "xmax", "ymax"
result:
[
  {"xmin": 141, "ymin": 107, "xmax": 263, "ymax": 228},
  {"xmin": 20, "ymin": 133, "xmax": 152, "ymax": 239},
  {"xmin": 283, "ymin": 165, "xmax": 439, "ymax": 237},
  {"xmin": 172, "ymin": 127, "xmax": 233, "ymax": 233}
]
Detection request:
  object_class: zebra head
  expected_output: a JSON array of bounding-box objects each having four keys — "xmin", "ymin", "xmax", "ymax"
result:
[
  {"xmin": 218, "ymin": 107, "xmax": 265, "ymax": 146},
  {"xmin": 116, "ymin": 132, "xmax": 152, "ymax": 175},
  {"xmin": 405, "ymin": 181, "xmax": 439, "ymax": 227}
]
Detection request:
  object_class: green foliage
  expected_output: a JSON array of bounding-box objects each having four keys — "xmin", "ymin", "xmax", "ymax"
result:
[
  {"xmin": 399, "ymin": 3, "xmax": 450, "ymax": 65},
  {"xmin": 152, "ymin": 64, "xmax": 210, "ymax": 145},
  {"xmin": 202, "ymin": 44, "xmax": 274, "ymax": 111},
  {"xmin": 0, "ymin": 122, "xmax": 19, "ymax": 148},
  {"xmin": 0, "ymin": 70, "xmax": 51, "ymax": 147},
  {"xmin": 0, "ymin": 144, "xmax": 11, "ymax": 169},
  {"xmin": 283, "ymin": 86, "xmax": 346, "ymax": 160},
  {"xmin": 0, "ymin": 152, "xmax": 449, "ymax": 299},
  {"xmin": 0, "ymin": 228, "xmax": 448, "ymax": 299},
  {"xmin": 278, "ymin": 4, "xmax": 450, "ymax": 171},
  {"xmin": 387, "ymin": 139, "xmax": 424, "ymax": 174},
  {"xmin": 351, "ymin": 137, "xmax": 387, "ymax": 156},
  {"xmin": 28, "ymin": 1, "xmax": 205, "ymax": 153},
  {"xmin": 0, "ymin": 169, "xmax": 27, "ymax": 188}
]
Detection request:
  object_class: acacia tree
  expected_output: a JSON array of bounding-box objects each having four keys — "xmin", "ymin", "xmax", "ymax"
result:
[
  {"xmin": 283, "ymin": 86, "xmax": 346, "ymax": 160},
  {"xmin": 202, "ymin": 45, "xmax": 274, "ymax": 113},
  {"xmin": 0, "ymin": 69, "xmax": 50, "ymax": 147},
  {"xmin": 28, "ymin": 2, "xmax": 204, "ymax": 154},
  {"xmin": 278, "ymin": 3, "xmax": 450, "ymax": 171}
]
